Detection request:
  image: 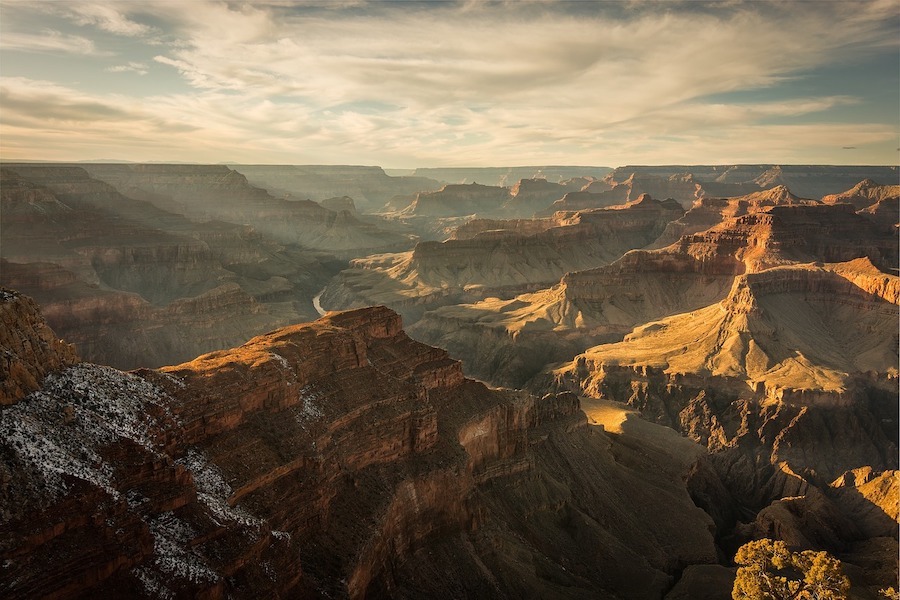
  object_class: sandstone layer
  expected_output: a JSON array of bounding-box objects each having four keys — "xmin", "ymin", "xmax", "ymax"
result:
[
  {"xmin": 0, "ymin": 295, "xmax": 719, "ymax": 599},
  {"xmin": 321, "ymin": 195, "xmax": 683, "ymax": 324},
  {"xmin": 542, "ymin": 257, "xmax": 898, "ymax": 593},
  {"xmin": 410, "ymin": 202, "xmax": 896, "ymax": 387}
]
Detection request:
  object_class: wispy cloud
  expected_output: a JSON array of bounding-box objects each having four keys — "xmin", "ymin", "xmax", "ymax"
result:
[
  {"xmin": 106, "ymin": 61, "xmax": 149, "ymax": 75},
  {"xmin": 0, "ymin": 1, "xmax": 897, "ymax": 165},
  {"xmin": 0, "ymin": 29, "xmax": 109, "ymax": 56},
  {"xmin": 59, "ymin": 2, "xmax": 155, "ymax": 37}
]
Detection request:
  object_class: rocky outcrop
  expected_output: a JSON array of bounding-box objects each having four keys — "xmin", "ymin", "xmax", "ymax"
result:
[
  {"xmin": 1, "ymin": 300, "xmax": 719, "ymax": 599},
  {"xmin": 822, "ymin": 179, "xmax": 900, "ymax": 211},
  {"xmin": 649, "ymin": 185, "xmax": 819, "ymax": 249},
  {"xmin": 322, "ymin": 195, "xmax": 684, "ymax": 325},
  {"xmin": 401, "ymin": 182, "xmax": 512, "ymax": 217},
  {"xmin": 0, "ymin": 290, "xmax": 78, "ymax": 405},
  {"xmin": 319, "ymin": 195, "xmax": 357, "ymax": 213},
  {"xmin": 670, "ymin": 203, "xmax": 898, "ymax": 273}
]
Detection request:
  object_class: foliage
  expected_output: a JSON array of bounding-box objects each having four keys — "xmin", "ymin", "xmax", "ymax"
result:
[{"xmin": 732, "ymin": 539, "xmax": 850, "ymax": 600}]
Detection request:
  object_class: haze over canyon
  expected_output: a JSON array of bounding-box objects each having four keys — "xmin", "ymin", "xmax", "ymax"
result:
[{"xmin": 1, "ymin": 161, "xmax": 897, "ymax": 599}]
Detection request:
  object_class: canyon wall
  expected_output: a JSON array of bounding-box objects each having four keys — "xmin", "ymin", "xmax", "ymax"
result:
[{"xmin": 0, "ymin": 294, "xmax": 720, "ymax": 599}]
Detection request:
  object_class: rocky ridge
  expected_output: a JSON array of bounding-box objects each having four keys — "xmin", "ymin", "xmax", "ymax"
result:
[
  {"xmin": 409, "ymin": 202, "xmax": 896, "ymax": 387},
  {"xmin": 321, "ymin": 195, "xmax": 683, "ymax": 324},
  {"xmin": 539, "ymin": 255, "xmax": 899, "ymax": 593},
  {"xmin": 0, "ymin": 292, "xmax": 720, "ymax": 599}
]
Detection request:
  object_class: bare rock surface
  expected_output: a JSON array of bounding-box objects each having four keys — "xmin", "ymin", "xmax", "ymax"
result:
[
  {"xmin": 0, "ymin": 299, "xmax": 719, "ymax": 599},
  {"xmin": 322, "ymin": 195, "xmax": 683, "ymax": 324}
]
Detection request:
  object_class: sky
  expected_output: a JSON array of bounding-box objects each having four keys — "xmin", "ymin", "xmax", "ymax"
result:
[{"xmin": 0, "ymin": 0, "xmax": 897, "ymax": 168}]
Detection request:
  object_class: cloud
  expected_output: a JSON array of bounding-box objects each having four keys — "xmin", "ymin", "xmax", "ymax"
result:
[
  {"xmin": 0, "ymin": 1, "xmax": 897, "ymax": 165},
  {"xmin": 60, "ymin": 2, "xmax": 155, "ymax": 37},
  {"xmin": 106, "ymin": 61, "xmax": 150, "ymax": 75},
  {"xmin": 0, "ymin": 29, "xmax": 108, "ymax": 56}
]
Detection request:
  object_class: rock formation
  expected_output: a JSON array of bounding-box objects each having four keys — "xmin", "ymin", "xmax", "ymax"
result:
[
  {"xmin": 540, "ymin": 255, "xmax": 898, "ymax": 592},
  {"xmin": 821, "ymin": 178, "xmax": 900, "ymax": 211},
  {"xmin": 75, "ymin": 163, "xmax": 414, "ymax": 257},
  {"xmin": 410, "ymin": 202, "xmax": 897, "ymax": 387},
  {"xmin": 401, "ymin": 182, "xmax": 512, "ymax": 217},
  {"xmin": 0, "ymin": 166, "xmax": 345, "ymax": 369},
  {"xmin": 0, "ymin": 290, "xmax": 78, "ymax": 405},
  {"xmin": 229, "ymin": 164, "xmax": 442, "ymax": 213},
  {"xmin": 648, "ymin": 185, "xmax": 819, "ymax": 249},
  {"xmin": 610, "ymin": 165, "xmax": 898, "ymax": 200},
  {"xmin": 0, "ymin": 292, "xmax": 720, "ymax": 599},
  {"xmin": 321, "ymin": 195, "xmax": 683, "ymax": 324}
]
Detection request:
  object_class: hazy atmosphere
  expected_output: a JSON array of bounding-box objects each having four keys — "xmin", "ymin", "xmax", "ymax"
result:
[{"xmin": 1, "ymin": 0, "xmax": 898, "ymax": 167}]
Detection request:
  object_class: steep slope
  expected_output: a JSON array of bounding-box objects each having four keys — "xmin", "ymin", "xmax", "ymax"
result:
[
  {"xmin": 648, "ymin": 185, "xmax": 819, "ymax": 249},
  {"xmin": 0, "ymin": 166, "xmax": 344, "ymax": 369},
  {"xmin": 821, "ymin": 179, "xmax": 900, "ymax": 211},
  {"xmin": 0, "ymin": 293, "xmax": 719, "ymax": 599},
  {"xmin": 410, "ymin": 203, "xmax": 896, "ymax": 388},
  {"xmin": 0, "ymin": 290, "xmax": 79, "ymax": 405},
  {"xmin": 544, "ymin": 259, "xmax": 898, "ymax": 590},
  {"xmin": 321, "ymin": 195, "xmax": 683, "ymax": 323}
]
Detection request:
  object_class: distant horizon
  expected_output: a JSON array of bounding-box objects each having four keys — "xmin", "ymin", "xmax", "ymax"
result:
[{"xmin": 1, "ymin": 1, "xmax": 898, "ymax": 167}]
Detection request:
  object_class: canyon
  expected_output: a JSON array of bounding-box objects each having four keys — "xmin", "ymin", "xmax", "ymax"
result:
[
  {"xmin": 1, "ymin": 163, "xmax": 896, "ymax": 598},
  {"xmin": 1, "ymin": 290, "xmax": 723, "ymax": 599}
]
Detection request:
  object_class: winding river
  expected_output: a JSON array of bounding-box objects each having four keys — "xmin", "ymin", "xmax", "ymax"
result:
[{"xmin": 312, "ymin": 288, "xmax": 327, "ymax": 317}]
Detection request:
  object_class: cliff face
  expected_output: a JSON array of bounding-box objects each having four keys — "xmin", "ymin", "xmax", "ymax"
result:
[
  {"xmin": 671, "ymin": 203, "xmax": 898, "ymax": 273},
  {"xmin": 1, "ymin": 300, "xmax": 719, "ymax": 599},
  {"xmin": 649, "ymin": 185, "xmax": 819, "ymax": 249},
  {"xmin": 0, "ymin": 290, "xmax": 78, "ymax": 405},
  {"xmin": 0, "ymin": 166, "xmax": 345, "ymax": 369},
  {"xmin": 321, "ymin": 196, "xmax": 684, "ymax": 325},
  {"xmin": 408, "ymin": 202, "xmax": 898, "ymax": 392},
  {"xmin": 544, "ymin": 258, "xmax": 898, "ymax": 584}
]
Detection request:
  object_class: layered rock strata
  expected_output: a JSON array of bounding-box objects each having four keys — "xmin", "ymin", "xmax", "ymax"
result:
[
  {"xmin": 1, "ymin": 296, "xmax": 719, "ymax": 599},
  {"xmin": 0, "ymin": 166, "xmax": 345, "ymax": 369},
  {"xmin": 322, "ymin": 195, "xmax": 683, "ymax": 324},
  {"xmin": 410, "ymin": 202, "xmax": 896, "ymax": 388},
  {"xmin": 610, "ymin": 165, "xmax": 898, "ymax": 200},
  {"xmin": 543, "ymin": 258, "xmax": 899, "ymax": 592}
]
